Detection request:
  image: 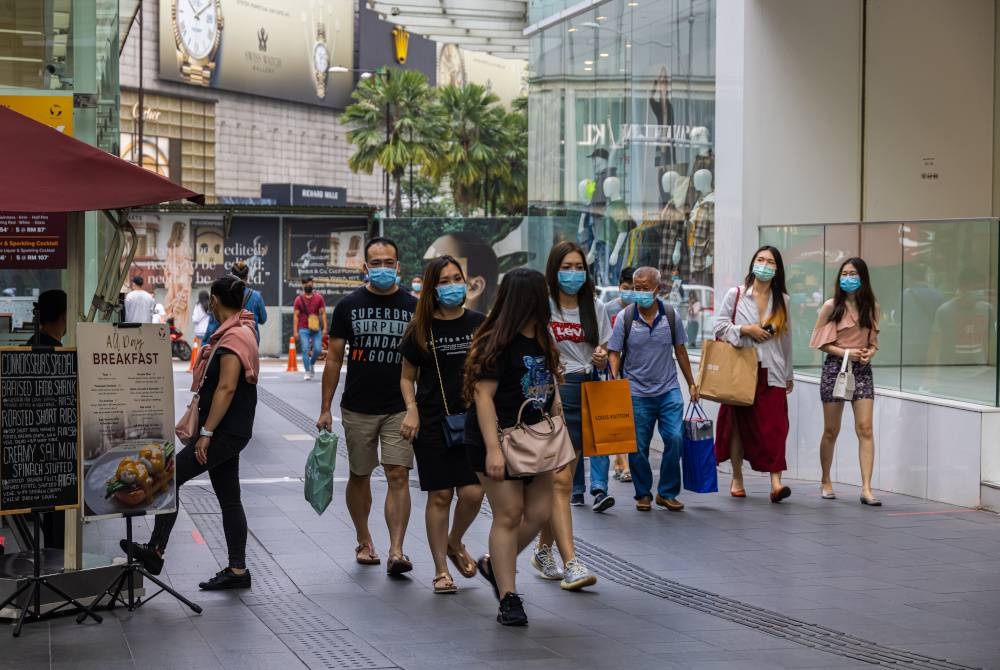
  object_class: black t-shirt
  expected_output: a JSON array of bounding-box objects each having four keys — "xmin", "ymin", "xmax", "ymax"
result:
[
  {"xmin": 330, "ymin": 286, "xmax": 418, "ymax": 415},
  {"xmin": 465, "ymin": 333, "xmax": 556, "ymax": 447},
  {"xmin": 198, "ymin": 348, "xmax": 257, "ymax": 439},
  {"xmin": 399, "ymin": 310, "xmax": 485, "ymax": 427},
  {"xmin": 25, "ymin": 333, "xmax": 62, "ymax": 347}
]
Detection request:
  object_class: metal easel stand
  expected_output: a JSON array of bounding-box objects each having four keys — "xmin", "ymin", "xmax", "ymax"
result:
[
  {"xmin": 0, "ymin": 512, "xmax": 102, "ymax": 637},
  {"xmin": 81, "ymin": 512, "xmax": 201, "ymax": 617}
]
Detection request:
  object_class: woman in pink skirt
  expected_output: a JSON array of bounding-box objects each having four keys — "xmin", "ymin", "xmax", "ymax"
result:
[{"xmin": 713, "ymin": 245, "xmax": 795, "ymax": 503}]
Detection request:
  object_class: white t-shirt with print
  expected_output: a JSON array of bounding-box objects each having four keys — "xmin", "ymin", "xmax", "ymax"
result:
[{"xmin": 549, "ymin": 298, "xmax": 614, "ymax": 375}]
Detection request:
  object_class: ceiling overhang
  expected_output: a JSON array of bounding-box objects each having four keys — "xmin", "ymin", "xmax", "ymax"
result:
[{"xmin": 366, "ymin": 1, "xmax": 529, "ymax": 59}]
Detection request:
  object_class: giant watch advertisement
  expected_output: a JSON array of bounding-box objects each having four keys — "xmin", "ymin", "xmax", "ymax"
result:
[{"xmin": 159, "ymin": 0, "xmax": 355, "ymax": 109}]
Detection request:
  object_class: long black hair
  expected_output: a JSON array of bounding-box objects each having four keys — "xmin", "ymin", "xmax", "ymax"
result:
[
  {"xmin": 402, "ymin": 255, "xmax": 466, "ymax": 354},
  {"xmin": 463, "ymin": 268, "xmax": 563, "ymax": 404},
  {"xmin": 744, "ymin": 245, "xmax": 789, "ymax": 335},
  {"xmin": 829, "ymin": 257, "xmax": 877, "ymax": 330},
  {"xmin": 546, "ymin": 241, "xmax": 599, "ymax": 347}
]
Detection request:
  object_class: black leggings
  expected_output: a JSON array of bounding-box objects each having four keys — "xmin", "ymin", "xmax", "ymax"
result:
[{"xmin": 150, "ymin": 432, "xmax": 250, "ymax": 569}]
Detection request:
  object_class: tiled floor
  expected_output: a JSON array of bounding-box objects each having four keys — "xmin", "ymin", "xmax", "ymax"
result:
[{"xmin": 3, "ymin": 366, "xmax": 1000, "ymax": 670}]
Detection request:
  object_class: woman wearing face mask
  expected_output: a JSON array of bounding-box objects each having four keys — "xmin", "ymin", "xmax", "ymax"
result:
[
  {"xmin": 810, "ymin": 258, "xmax": 881, "ymax": 505},
  {"xmin": 399, "ymin": 256, "xmax": 486, "ymax": 594},
  {"xmin": 122, "ymin": 275, "xmax": 260, "ymax": 590},
  {"xmin": 191, "ymin": 290, "xmax": 211, "ymax": 343},
  {"xmin": 528, "ymin": 242, "xmax": 610, "ymax": 592},
  {"xmin": 714, "ymin": 246, "xmax": 795, "ymax": 503}
]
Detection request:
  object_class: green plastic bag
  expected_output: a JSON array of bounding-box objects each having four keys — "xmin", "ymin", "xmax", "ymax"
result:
[{"xmin": 304, "ymin": 430, "xmax": 337, "ymax": 515}]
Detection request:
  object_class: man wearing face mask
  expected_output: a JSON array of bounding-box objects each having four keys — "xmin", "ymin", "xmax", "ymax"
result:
[
  {"xmin": 604, "ymin": 266, "xmax": 636, "ymax": 326},
  {"xmin": 317, "ymin": 237, "xmax": 418, "ymax": 574},
  {"xmin": 608, "ymin": 267, "xmax": 699, "ymax": 512},
  {"xmin": 410, "ymin": 276, "xmax": 423, "ymax": 298},
  {"xmin": 294, "ymin": 277, "xmax": 326, "ymax": 381}
]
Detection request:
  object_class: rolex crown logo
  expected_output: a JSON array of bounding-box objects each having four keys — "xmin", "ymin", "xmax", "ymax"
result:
[{"xmin": 258, "ymin": 27, "xmax": 268, "ymax": 52}]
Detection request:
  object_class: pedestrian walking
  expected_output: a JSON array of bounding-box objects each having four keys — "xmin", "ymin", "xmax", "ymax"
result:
[
  {"xmin": 608, "ymin": 267, "xmax": 699, "ymax": 512},
  {"xmin": 316, "ymin": 238, "xmax": 418, "ymax": 574},
  {"xmin": 123, "ymin": 274, "xmax": 260, "ymax": 590},
  {"xmin": 464, "ymin": 268, "xmax": 564, "ymax": 626},
  {"xmin": 399, "ymin": 256, "xmax": 486, "ymax": 594},
  {"xmin": 810, "ymin": 257, "xmax": 881, "ymax": 505},
  {"xmin": 204, "ymin": 261, "xmax": 267, "ymax": 343},
  {"xmin": 191, "ymin": 290, "xmax": 211, "ymax": 343},
  {"xmin": 124, "ymin": 275, "xmax": 155, "ymax": 324},
  {"xmin": 686, "ymin": 292, "xmax": 702, "ymax": 346},
  {"xmin": 529, "ymin": 242, "xmax": 608, "ymax": 592},
  {"xmin": 294, "ymin": 276, "xmax": 326, "ymax": 380},
  {"xmin": 713, "ymin": 245, "xmax": 795, "ymax": 502}
]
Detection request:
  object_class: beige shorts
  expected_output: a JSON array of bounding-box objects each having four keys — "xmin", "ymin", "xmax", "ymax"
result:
[{"xmin": 341, "ymin": 408, "xmax": 413, "ymax": 476}]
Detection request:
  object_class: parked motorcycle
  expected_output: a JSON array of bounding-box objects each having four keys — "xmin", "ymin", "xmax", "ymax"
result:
[{"xmin": 167, "ymin": 318, "xmax": 192, "ymax": 361}]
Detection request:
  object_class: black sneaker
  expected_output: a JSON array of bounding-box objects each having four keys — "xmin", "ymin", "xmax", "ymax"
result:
[
  {"xmin": 120, "ymin": 539, "xmax": 164, "ymax": 576},
  {"xmin": 592, "ymin": 491, "xmax": 616, "ymax": 513},
  {"xmin": 199, "ymin": 568, "xmax": 252, "ymax": 591},
  {"xmin": 497, "ymin": 592, "xmax": 528, "ymax": 626},
  {"xmin": 570, "ymin": 493, "xmax": 585, "ymax": 506},
  {"xmin": 477, "ymin": 554, "xmax": 500, "ymax": 601}
]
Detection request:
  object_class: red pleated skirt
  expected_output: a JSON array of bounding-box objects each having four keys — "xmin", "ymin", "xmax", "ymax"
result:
[{"xmin": 715, "ymin": 365, "xmax": 788, "ymax": 473}]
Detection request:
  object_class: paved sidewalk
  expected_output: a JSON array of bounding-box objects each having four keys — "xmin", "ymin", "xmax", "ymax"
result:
[{"xmin": 4, "ymin": 366, "xmax": 1000, "ymax": 670}]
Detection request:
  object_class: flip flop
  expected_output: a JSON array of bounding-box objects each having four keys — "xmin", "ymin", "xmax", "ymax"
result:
[
  {"xmin": 387, "ymin": 554, "xmax": 413, "ymax": 576},
  {"xmin": 355, "ymin": 542, "xmax": 380, "ymax": 565},
  {"xmin": 433, "ymin": 573, "xmax": 458, "ymax": 594},
  {"xmin": 447, "ymin": 544, "xmax": 478, "ymax": 579},
  {"xmin": 620, "ymin": 472, "xmax": 632, "ymax": 483}
]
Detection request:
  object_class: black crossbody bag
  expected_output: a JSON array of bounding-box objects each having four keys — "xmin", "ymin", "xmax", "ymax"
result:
[{"xmin": 429, "ymin": 327, "xmax": 466, "ymax": 448}]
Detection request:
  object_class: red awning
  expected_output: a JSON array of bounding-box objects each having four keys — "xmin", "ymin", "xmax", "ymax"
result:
[{"xmin": 0, "ymin": 105, "xmax": 204, "ymax": 213}]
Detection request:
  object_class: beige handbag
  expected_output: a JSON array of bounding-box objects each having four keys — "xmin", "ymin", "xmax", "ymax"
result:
[
  {"xmin": 696, "ymin": 287, "xmax": 758, "ymax": 407},
  {"xmin": 175, "ymin": 344, "xmax": 218, "ymax": 446},
  {"xmin": 499, "ymin": 400, "xmax": 576, "ymax": 477}
]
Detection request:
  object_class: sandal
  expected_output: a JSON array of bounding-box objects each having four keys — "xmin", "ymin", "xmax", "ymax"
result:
[
  {"xmin": 387, "ymin": 554, "xmax": 414, "ymax": 576},
  {"xmin": 620, "ymin": 472, "xmax": 632, "ymax": 483},
  {"xmin": 433, "ymin": 573, "xmax": 458, "ymax": 594},
  {"xmin": 446, "ymin": 544, "xmax": 477, "ymax": 579},
  {"xmin": 355, "ymin": 542, "xmax": 380, "ymax": 565}
]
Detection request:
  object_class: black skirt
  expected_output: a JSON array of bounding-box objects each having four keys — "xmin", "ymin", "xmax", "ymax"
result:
[{"xmin": 413, "ymin": 421, "xmax": 479, "ymax": 491}]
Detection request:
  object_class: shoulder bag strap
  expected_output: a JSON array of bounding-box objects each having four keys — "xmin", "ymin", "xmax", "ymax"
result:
[
  {"xmin": 428, "ymin": 326, "xmax": 451, "ymax": 416},
  {"xmin": 195, "ymin": 342, "xmax": 221, "ymax": 393},
  {"xmin": 840, "ymin": 350, "xmax": 852, "ymax": 374},
  {"xmin": 621, "ymin": 306, "xmax": 635, "ymax": 369},
  {"xmin": 662, "ymin": 299, "xmax": 679, "ymax": 346}
]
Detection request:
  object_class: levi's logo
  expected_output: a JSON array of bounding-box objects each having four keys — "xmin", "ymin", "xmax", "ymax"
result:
[{"xmin": 551, "ymin": 321, "xmax": 585, "ymax": 343}]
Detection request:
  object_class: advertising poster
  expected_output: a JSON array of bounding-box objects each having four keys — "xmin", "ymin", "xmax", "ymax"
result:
[
  {"xmin": 76, "ymin": 324, "xmax": 176, "ymax": 520},
  {"xmin": 228, "ymin": 217, "xmax": 279, "ymax": 305},
  {"xmin": 0, "ymin": 213, "xmax": 68, "ymax": 269},
  {"xmin": 0, "ymin": 348, "xmax": 80, "ymax": 515},
  {"xmin": 158, "ymin": 0, "xmax": 355, "ymax": 109},
  {"xmin": 283, "ymin": 217, "xmax": 367, "ymax": 307}
]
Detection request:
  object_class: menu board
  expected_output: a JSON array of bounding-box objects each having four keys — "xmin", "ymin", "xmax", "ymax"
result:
[
  {"xmin": 76, "ymin": 323, "xmax": 176, "ymax": 520},
  {"xmin": 0, "ymin": 213, "xmax": 68, "ymax": 269},
  {"xmin": 0, "ymin": 348, "xmax": 80, "ymax": 515}
]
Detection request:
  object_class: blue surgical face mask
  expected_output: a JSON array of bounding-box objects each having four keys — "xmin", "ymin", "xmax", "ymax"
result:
[
  {"xmin": 840, "ymin": 276, "xmax": 862, "ymax": 293},
  {"xmin": 368, "ymin": 267, "xmax": 398, "ymax": 290},
  {"xmin": 436, "ymin": 283, "xmax": 467, "ymax": 307},
  {"xmin": 634, "ymin": 291, "xmax": 655, "ymax": 309},
  {"xmin": 620, "ymin": 290, "xmax": 635, "ymax": 305},
  {"xmin": 752, "ymin": 264, "xmax": 776, "ymax": 282},
  {"xmin": 411, "ymin": 282, "xmax": 422, "ymax": 293},
  {"xmin": 557, "ymin": 270, "xmax": 587, "ymax": 295}
]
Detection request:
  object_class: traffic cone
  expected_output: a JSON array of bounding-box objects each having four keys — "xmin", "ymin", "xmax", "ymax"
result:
[
  {"xmin": 188, "ymin": 337, "xmax": 200, "ymax": 372},
  {"xmin": 286, "ymin": 336, "xmax": 299, "ymax": 372}
]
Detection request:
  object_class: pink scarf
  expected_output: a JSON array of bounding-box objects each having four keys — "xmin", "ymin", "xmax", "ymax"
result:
[{"xmin": 190, "ymin": 309, "xmax": 260, "ymax": 391}]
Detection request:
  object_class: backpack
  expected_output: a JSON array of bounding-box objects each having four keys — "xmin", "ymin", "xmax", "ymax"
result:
[{"xmin": 620, "ymin": 298, "xmax": 680, "ymax": 371}]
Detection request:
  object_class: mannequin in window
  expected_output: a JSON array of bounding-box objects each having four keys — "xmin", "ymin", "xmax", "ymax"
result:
[
  {"xmin": 687, "ymin": 168, "xmax": 715, "ymax": 285},
  {"xmin": 658, "ymin": 171, "xmax": 688, "ymax": 275},
  {"xmin": 605, "ymin": 176, "xmax": 633, "ymax": 282},
  {"xmin": 649, "ymin": 67, "xmax": 676, "ymax": 174},
  {"xmin": 577, "ymin": 178, "xmax": 609, "ymax": 286},
  {"xmin": 683, "ymin": 127, "xmax": 715, "ymax": 212}
]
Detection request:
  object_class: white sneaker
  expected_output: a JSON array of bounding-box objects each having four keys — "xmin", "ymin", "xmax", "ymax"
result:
[
  {"xmin": 303, "ymin": 371, "xmax": 313, "ymax": 381},
  {"xmin": 560, "ymin": 558, "xmax": 597, "ymax": 591},
  {"xmin": 530, "ymin": 544, "xmax": 563, "ymax": 581}
]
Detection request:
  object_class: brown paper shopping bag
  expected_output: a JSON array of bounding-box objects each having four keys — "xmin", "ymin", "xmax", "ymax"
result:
[
  {"xmin": 696, "ymin": 339, "xmax": 758, "ymax": 406},
  {"xmin": 581, "ymin": 378, "xmax": 638, "ymax": 457}
]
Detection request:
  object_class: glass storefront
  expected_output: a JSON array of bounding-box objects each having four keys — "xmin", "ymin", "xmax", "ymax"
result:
[
  {"xmin": 528, "ymin": 0, "xmax": 716, "ymax": 344},
  {"xmin": 760, "ymin": 219, "xmax": 1000, "ymax": 406}
]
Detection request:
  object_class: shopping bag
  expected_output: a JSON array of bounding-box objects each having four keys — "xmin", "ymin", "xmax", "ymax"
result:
[
  {"xmin": 581, "ymin": 378, "xmax": 637, "ymax": 457},
  {"xmin": 681, "ymin": 403, "xmax": 718, "ymax": 493},
  {"xmin": 696, "ymin": 339, "xmax": 758, "ymax": 406},
  {"xmin": 304, "ymin": 430, "xmax": 338, "ymax": 515}
]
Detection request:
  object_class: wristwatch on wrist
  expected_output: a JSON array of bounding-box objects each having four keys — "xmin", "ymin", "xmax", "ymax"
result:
[
  {"xmin": 200, "ymin": 427, "xmax": 214, "ymax": 438},
  {"xmin": 172, "ymin": 0, "xmax": 224, "ymax": 87},
  {"xmin": 313, "ymin": 22, "xmax": 330, "ymax": 98}
]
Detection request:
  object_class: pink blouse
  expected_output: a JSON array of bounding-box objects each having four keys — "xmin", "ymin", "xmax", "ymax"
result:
[{"xmin": 809, "ymin": 300, "xmax": 879, "ymax": 351}]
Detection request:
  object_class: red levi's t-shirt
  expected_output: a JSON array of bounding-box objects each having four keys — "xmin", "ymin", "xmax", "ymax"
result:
[
  {"xmin": 294, "ymin": 292, "xmax": 326, "ymax": 330},
  {"xmin": 548, "ymin": 299, "xmax": 613, "ymax": 375}
]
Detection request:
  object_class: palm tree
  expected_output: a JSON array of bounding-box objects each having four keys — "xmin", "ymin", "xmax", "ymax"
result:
[
  {"xmin": 342, "ymin": 68, "xmax": 443, "ymax": 217},
  {"xmin": 430, "ymin": 84, "xmax": 508, "ymax": 216},
  {"xmin": 492, "ymin": 96, "xmax": 528, "ymax": 215}
]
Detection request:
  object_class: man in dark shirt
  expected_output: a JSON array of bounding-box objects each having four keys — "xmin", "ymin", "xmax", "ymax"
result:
[
  {"xmin": 317, "ymin": 237, "xmax": 418, "ymax": 574},
  {"xmin": 26, "ymin": 289, "xmax": 68, "ymax": 549}
]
